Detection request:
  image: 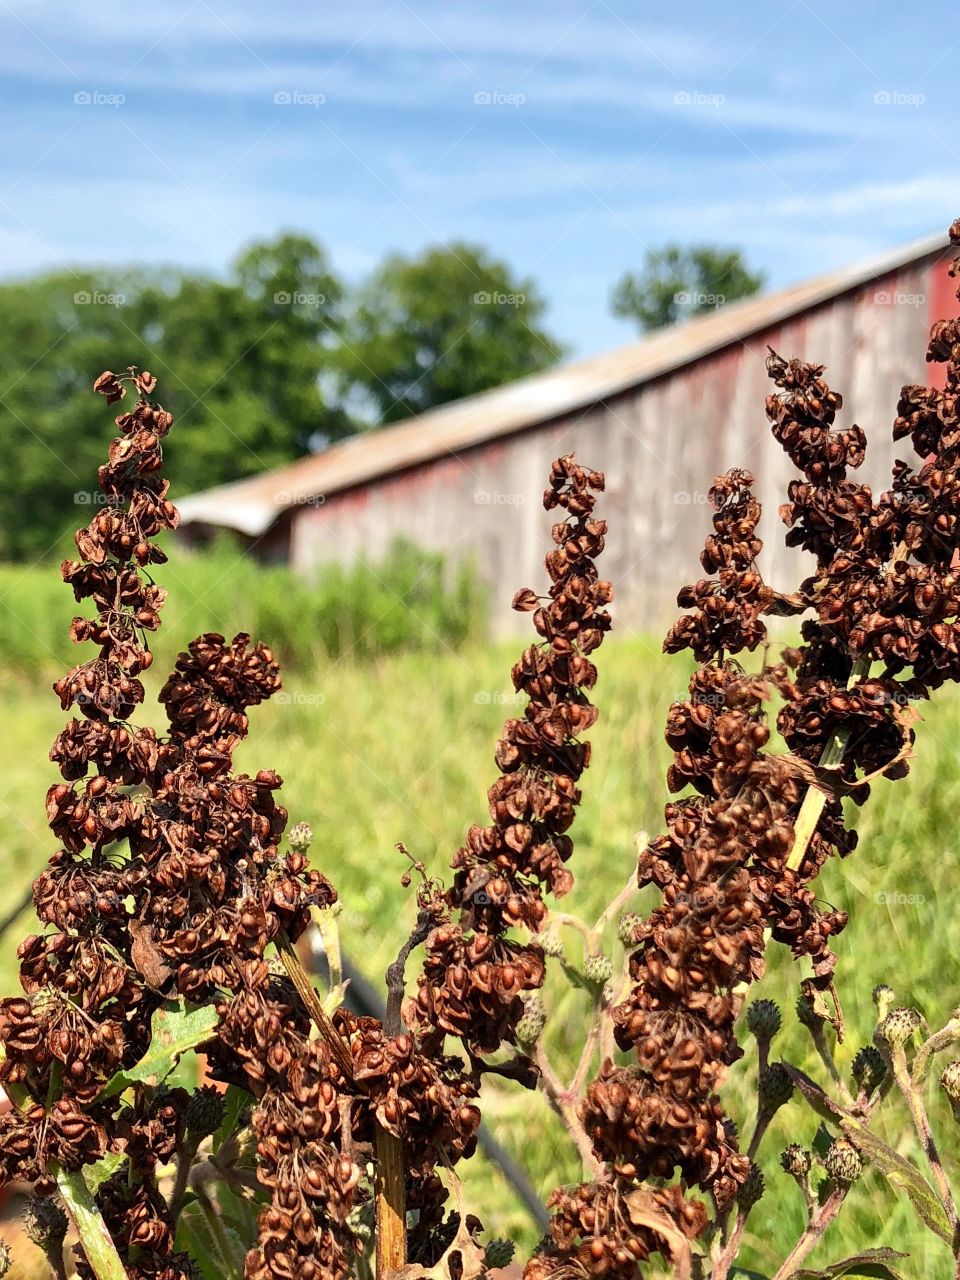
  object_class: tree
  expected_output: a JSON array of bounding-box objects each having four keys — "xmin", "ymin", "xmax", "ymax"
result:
[
  {"xmin": 0, "ymin": 235, "xmax": 347, "ymax": 559},
  {"xmin": 611, "ymin": 245, "xmax": 764, "ymax": 332},
  {"xmin": 336, "ymin": 242, "xmax": 565, "ymax": 425}
]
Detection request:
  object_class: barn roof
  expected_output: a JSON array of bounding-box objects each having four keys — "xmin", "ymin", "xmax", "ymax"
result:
[{"xmin": 178, "ymin": 229, "xmax": 947, "ymax": 538}]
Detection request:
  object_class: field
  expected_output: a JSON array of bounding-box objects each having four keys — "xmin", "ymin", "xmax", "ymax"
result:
[{"xmin": 3, "ymin": 635, "xmax": 960, "ymax": 1274}]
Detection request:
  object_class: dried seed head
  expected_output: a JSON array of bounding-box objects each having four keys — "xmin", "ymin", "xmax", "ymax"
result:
[
  {"xmin": 185, "ymin": 1085, "xmax": 226, "ymax": 1140},
  {"xmin": 483, "ymin": 1239, "xmax": 516, "ymax": 1270},
  {"xmin": 823, "ymin": 1138, "xmax": 862, "ymax": 1184},
  {"xmin": 780, "ymin": 1144, "xmax": 811, "ymax": 1177},
  {"xmin": 583, "ymin": 952, "xmax": 613, "ymax": 985},
  {"xmin": 616, "ymin": 912, "xmax": 641, "ymax": 946},
  {"xmin": 746, "ymin": 999, "xmax": 782, "ymax": 1041},
  {"xmin": 736, "ymin": 1162, "xmax": 764, "ymax": 1210},
  {"xmin": 941, "ymin": 1060, "xmax": 960, "ymax": 1102},
  {"xmin": 516, "ymin": 997, "xmax": 546, "ymax": 1046},
  {"xmin": 288, "ymin": 821, "xmax": 314, "ymax": 852},
  {"xmin": 851, "ymin": 1045, "xmax": 886, "ymax": 1095},
  {"xmin": 877, "ymin": 1006, "xmax": 922, "ymax": 1050},
  {"xmin": 759, "ymin": 1062, "xmax": 794, "ymax": 1110},
  {"xmin": 23, "ymin": 1195, "xmax": 68, "ymax": 1250}
]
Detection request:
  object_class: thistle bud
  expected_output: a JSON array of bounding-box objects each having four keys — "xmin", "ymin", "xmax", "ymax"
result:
[
  {"xmin": 851, "ymin": 1045, "xmax": 886, "ymax": 1095},
  {"xmin": 483, "ymin": 1239, "xmax": 516, "ymax": 1270},
  {"xmin": 617, "ymin": 913, "xmax": 641, "ymax": 946},
  {"xmin": 516, "ymin": 998, "xmax": 546, "ymax": 1047},
  {"xmin": 0, "ymin": 1241, "xmax": 9, "ymax": 1279},
  {"xmin": 823, "ymin": 1138, "xmax": 862, "ymax": 1184},
  {"xmin": 540, "ymin": 933, "xmax": 564, "ymax": 959},
  {"xmin": 877, "ymin": 1006, "xmax": 922, "ymax": 1050},
  {"xmin": 23, "ymin": 1196, "xmax": 68, "ymax": 1252},
  {"xmin": 941, "ymin": 1060, "xmax": 960, "ymax": 1102},
  {"xmin": 759, "ymin": 1062, "xmax": 794, "ymax": 1111},
  {"xmin": 780, "ymin": 1144, "xmax": 811, "ymax": 1177},
  {"xmin": 584, "ymin": 953, "xmax": 613, "ymax": 985},
  {"xmin": 186, "ymin": 1085, "xmax": 226, "ymax": 1140},
  {"xmin": 288, "ymin": 821, "xmax": 314, "ymax": 853},
  {"xmin": 737, "ymin": 1162, "xmax": 764, "ymax": 1211},
  {"xmin": 746, "ymin": 999, "xmax": 782, "ymax": 1041}
]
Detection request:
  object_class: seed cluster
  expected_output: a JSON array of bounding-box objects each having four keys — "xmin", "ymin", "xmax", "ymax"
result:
[
  {"xmin": 530, "ymin": 226, "xmax": 960, "ymax": 1279},
  {"xmin": 0, "ymin": 370, "xmax": 346, "ymax": 1280},
  {"xmin": 414, "ymin": 456, "xmax": 613, "ymax": 1056}
]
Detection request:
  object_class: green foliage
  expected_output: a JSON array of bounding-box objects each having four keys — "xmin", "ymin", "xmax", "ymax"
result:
[
  {"xmin": 0, "ymin": 537, "xmax": 485, "ymax": 677},
  {"xmin": 0, "ymin": 234, "xmax": 346, "ymax": 559},
  {"xmin": 99, "ymin": 999, "xmax": 220, "ymax": 1099},
  {"xmin": 611, "ymin": 243, "xmax": 764, "ymax": 332},
  {"xmin": 336, "ymin": 241, "xmax": 565, "ymax": 424}
]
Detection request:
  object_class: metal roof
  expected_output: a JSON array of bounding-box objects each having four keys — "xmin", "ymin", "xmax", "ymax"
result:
[{"xmin": 177, "ymin": 230, "xmax": 948, "ymax": 538}]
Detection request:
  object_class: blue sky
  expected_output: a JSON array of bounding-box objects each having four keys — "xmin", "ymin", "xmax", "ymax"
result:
[{"xmin": 1, "ymin": 0, "xmax": 958, "ymax": 357}]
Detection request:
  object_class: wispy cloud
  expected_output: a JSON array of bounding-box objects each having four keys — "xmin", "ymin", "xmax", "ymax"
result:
[{"xmin": 0, "ymin": 0, "xmax": 954, "ymax": 355}]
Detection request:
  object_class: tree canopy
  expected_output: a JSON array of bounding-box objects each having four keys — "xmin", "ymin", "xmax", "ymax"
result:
[
  {"xmin": 611, "ymin": 245, "xmax": 764, "ymax": 332},
  {"xmin": 335, "ymin": 242, "xmax": 565, "ymax": 424}
]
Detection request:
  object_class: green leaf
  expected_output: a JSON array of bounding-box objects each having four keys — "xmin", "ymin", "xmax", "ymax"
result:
[
  {"xmin": 83, "ymin": 1151, "xmax": 126, "ymax": 1196},
  {"xmin": 100, "ymin": 998, "xmax": 218, "ymax": 1099},
  {"xmin": 842, "ymin": 1119, "xmax": 953, "ymax": 1244},
  {"xmin": 730, "ymin": 1269, "xmax": 771, "ymax": 1279},
  {"xmin": 790, "ymin": 1246, "xmax": 909, "ymax": 1278},
  {"xmin": 783, "ymin": 1064, "xmax": 850, "ymax": 1123},
  {"xmin": 213, "ymin": 1083, "xmax": 254, "ymax": 1154}
]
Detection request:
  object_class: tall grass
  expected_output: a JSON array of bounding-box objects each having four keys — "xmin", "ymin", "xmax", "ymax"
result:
[
  {"xmin": 0, "ymin": 537, "xmax": 485, "ymax": 678},
  {"xmin": 2, "ymin": 638, "xmax": 960, "ymax": 1269}
]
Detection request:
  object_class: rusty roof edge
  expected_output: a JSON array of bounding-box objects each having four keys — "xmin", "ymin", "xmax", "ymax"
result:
[{"xmin": 177, "ymin": 229, "xmax": 949, "ymax": 535}]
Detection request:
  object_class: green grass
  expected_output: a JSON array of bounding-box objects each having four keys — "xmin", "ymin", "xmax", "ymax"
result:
[{"xmin": 3, "ymin": 637, "xmax": 960, "ymax": 1274}]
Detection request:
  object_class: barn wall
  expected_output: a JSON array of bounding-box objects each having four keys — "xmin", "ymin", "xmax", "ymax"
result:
[{"xmin": 290, "ymin": 254, "xmax": 951, "ymax": 637}]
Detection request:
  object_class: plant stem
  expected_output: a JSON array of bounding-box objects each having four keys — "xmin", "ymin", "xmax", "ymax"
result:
[
  {"xmin": 535, "ymin": 1040, "xmax": 602, "ymax": 1179},
  {"xmin": 168, "ymin": 1134, "xmax": 199, "ymax": 1227},
  {"xmin": 889, "ymin": 1046, "xmax": 959, "ymax": 1235},
  {"xmin": 711, "ymin": 1209, "xmax": 748, "ymax": 1280},
  {"xmin": 771, "ymin": 1185, "xmax": 847, "ymax": 1280},
  {"xmin": 196, "ymin": 1185, "xmax": 241, "ymax": 1280},
  {"xmin": 784, "ymin": 654, "xmax": 872, "ymax": 877}
]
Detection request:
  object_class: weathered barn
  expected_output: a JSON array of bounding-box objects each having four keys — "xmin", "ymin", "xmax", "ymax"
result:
[{"xmin": 178, "ymin": 231, "xmax": 959, "ymax": 632}]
